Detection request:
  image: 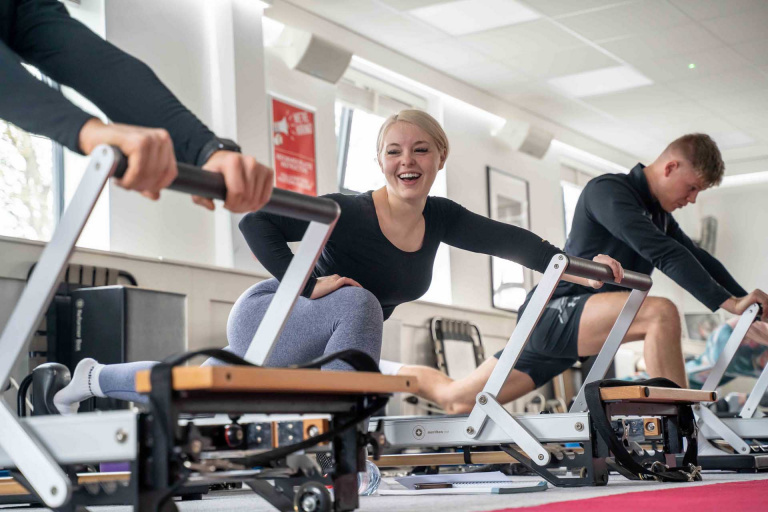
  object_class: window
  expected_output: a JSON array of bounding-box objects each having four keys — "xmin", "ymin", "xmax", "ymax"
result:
[
  {"xmin": 334, "ymin": 68, "xmax": 451, "ymax": 305},
  {"xmin": 0, "ymin": 68, "xmax": 63, "ymax": 242},
  {"xmin": 561, "ymin": 181, "xmax": 583, "ymax": 239}
]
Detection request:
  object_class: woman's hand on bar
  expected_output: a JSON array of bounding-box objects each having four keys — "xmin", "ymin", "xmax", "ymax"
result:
[{"xmin": 587, "ymin": 254, "xmax": 624, "ymax": 289}]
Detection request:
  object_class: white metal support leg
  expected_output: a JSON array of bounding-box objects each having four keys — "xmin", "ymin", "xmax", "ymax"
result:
[
  {"xmin": 463, "ymin": 256, "xmax": 566, "ymax": 463},
  {"xmin": 244, "ymin": 220, "xmax": 336, "ymax": 366},
  {"xmin": 695, "ymin": 404, "xmax": 751, "ymax": 455},
  {"xmin": 694, "ymin": 305, "xmax": 759, "ymax": 455},
  {"xmin": 701, "ymin": 304, "xmax": 758, "ymax": 393},
  {"xmin": 570, "ymin": 289, "xmax": 648, "ymax": 413},
  {"xmin": 0, "ymin": 145, "xmax": 119, "ymax": 507}
]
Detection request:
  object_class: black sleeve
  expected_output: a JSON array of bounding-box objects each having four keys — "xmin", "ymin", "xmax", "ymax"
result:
[
  {"xmin": 586, "ymin": 179, "xmax": 732, "ymax": 311},
  {"xmin": 437, "ymin": 198, "xmax": 562, "ymax": 273},
  {"xmin": 0, "ymin": 39, "xmax": 93, "ymax": 152},
  {"xmin": 9, "ymin": 0, "xmax": 215, "ymax": 163},
  {"xmin": 667, "ymin": 216, "xmax": 748, "ymax": 298},
  {"xmin": 238, "ymin": 211, "xmax": 317, "ymax": 297}
]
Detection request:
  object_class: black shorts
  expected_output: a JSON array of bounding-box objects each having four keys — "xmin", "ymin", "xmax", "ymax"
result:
[{"xmin": 494, "ymin": 294, "xmax": 590, "ymax": 388}]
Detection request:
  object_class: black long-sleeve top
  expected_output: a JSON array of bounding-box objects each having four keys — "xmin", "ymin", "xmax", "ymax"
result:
[
  {"xmin": 550, "ymin": 164, "xmax": 746, "ymax": 311},
  {"xmin": 240, "ymin": 191, "xmax": 562, "ymax": 320},
  {"xmin": 1, "ymin": 0, "xmax": 215, "ymax": 163}
]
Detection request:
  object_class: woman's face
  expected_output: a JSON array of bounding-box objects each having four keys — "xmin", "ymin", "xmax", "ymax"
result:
[{"xmin": 378, "ymin": 121, "xmax": 446, "ymax": 203}]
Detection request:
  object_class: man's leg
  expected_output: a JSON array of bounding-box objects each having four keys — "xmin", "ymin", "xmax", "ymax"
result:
[
  {"xmin": 402, "ymin": 291, "xmax": 686, "ymax": 413},
  {"xmin": 576, "ymin": 292, "xmax": 687, "ymax": 387}
]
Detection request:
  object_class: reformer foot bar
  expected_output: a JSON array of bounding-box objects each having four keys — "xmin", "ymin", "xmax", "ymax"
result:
[
  {"xmin": 677, "ymin": 303, "xmax": 768, "ymax": 471},
  {"xmin": 0, "ymin": 146, "xmax": 411, "ymax": 512},
  {"xmin": 371, "ymin": 256, "xmax": 715, "ymax": 486}
]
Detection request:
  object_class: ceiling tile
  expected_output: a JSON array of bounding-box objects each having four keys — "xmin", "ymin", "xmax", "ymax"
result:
[
  {"xmin": 460, "ymin": 19, "xmax": 584, "ymax": 60},
  {"xmin": 345, "ymin": 13, "xmax": 446, "ymax": 49},
  {"xmin": 668, "ymin": 0, "xmax": 768, "ymax": 21},
  {"xmin": 505, "ymin": 45, "xmax": 619, "ymax": 79},
  {"xmin": 720, "ymin": 144, "xmax": 768, "ymax": 162},
  {"xmin": 666, "ymin": 67, "xmax": 768, "ymax": 99},
  {"xmin": 287, "ymin": 0, "xmax": 391, "ymax": 25},
  {"xmin": 627, "ymin": 47, "xmax": 750, "ymax": 83},
  {"xmin": 519, "ymin": 0, "xmax": 637, "ymax": 18},
  {"xmin": 403, "ymin": 38, "xmax": 490, "ymax": 71},
  {"xmin": 621, "ymin": 102, "xmax": 714, "ymax": 130},
  {"xmin": 494, "ymin": 81, "xmax": 551, "ymax": 102},
  {"xmin": 598, "ymin": 24, "xmax": 723, "ymax": 63},
  {"xmin": 513, "ymin": 93, "xmax": 608, "ymax": 125},
  {"xmin": 555, "ymin": 0, "xmax": 689, "ymax": 42},
  {"xmin": 731, "ymin": 39, "xmax": 768, "ymax": 68},
  {"xmin": 584, "ymin": 84, "xmax": 685, "ymax": 116},
  {"xmin": 563, "ymin": 118, "xmax": 664, "ymax": 160},
  {"xmin": 377, "ymin": 0, "xmax": 448, "ymax": 11},
  {"xmin": 409, "ymin": 0, "xmax": 540, "ymax": 36},
  {"xmin": 701, "ymin": 9, "xmax": 768, "ymax": 45},
  {"xmin": 724, "ymin": 108, "xmax": 768, "ymax": 131},
  {"xmin": 700, "ymin": 90, "xmax": 768, "ymax": 117},
  {"xmin": 444, "ymin": 60, "xmax": 528, "ymax": 90}
]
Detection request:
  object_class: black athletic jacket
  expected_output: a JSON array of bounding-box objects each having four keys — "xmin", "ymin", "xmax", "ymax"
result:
[
  {"xmin": 0, "ymin": 0, "xmax": 215, "ymax": 163},
  {"xmin": 550, "ymin": 164, "xmax": 746, "ymax": 312}
]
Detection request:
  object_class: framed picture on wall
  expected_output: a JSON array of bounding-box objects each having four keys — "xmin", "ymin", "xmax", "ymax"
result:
[
  {"xmin": 487, "ymin": 166, "xmax": 532, "ymax": 312},
  {"xmin": 269, "ymin": 94, "xmax": 317, "ymax": 196}
]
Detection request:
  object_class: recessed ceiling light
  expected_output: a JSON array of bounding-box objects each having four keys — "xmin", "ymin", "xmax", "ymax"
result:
[
  {"xmin": 721, "ymin": 171, "xmax": 768, "ymax": 188},
  {"xmin": 688, "ymin": 63, "xmax": 696, "ymax": 69},
  {"xmin": 547, "ymin": 66, "xmax": 653, "ymax": 98},
  {"xmin": 409, "ymin": 0, "xmax": 540, "ymax": 36},
  {"xmin": 711, "ymin": 131, "xmax": 755, "ymax": 150}
]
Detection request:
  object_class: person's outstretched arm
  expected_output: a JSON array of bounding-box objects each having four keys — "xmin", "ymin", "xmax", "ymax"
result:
[{"xmin": 437, "ymin": 198, "xmax": 623, "ymax": 287}]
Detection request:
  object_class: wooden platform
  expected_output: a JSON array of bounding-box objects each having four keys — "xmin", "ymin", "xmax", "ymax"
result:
[
  {"xmin": 135, "ymin": 366, "xmax": 417, "ymax": 395},
  {"xmin": 600, "ymin": 386, "xmax": 716, "ymax": 403},
  {"xmin": 0, "ymin": 472, "xmax": 130, "ymax": 497}
]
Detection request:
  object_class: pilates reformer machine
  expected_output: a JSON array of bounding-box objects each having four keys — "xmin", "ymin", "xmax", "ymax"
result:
[
  {"xmin": 0, "ymin": 146, "xmax": 413, "ymax": 512},
  {"xmin": 679, "ymin": 303, "xmax": 768, "ymax": 472},
  {"xmin": 371, "ymin": 255, "xmax": 717, "ymax": 486}
]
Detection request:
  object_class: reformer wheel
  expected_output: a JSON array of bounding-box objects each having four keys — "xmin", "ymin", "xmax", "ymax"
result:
[{"xmin": 293, "ymin": 481, "xmax": 332, "ymax": 512}]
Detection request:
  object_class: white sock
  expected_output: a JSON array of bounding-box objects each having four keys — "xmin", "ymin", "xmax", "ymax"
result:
[
  {"xmin": 378, "ymin": 359, "xmax": 405, "ymax": 376},
  {"xmin": 53, "ymin": 358, "xmax": 105, "ymax": 415}
]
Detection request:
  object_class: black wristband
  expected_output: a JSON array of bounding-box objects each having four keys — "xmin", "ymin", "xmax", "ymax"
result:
[{"xmin": 196, "ymin": 137, "xmax": 241, "ymax": 167}]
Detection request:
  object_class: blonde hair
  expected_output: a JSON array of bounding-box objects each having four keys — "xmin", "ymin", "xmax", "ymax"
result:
[{"xmin": 376, "ymin": 109, "xmax": 450, "ymax": 158}]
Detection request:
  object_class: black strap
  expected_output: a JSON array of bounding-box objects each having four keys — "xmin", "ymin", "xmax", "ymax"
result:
[
  {"xmin": 292, "ymin": 349, "xmax": 381, "ymax": 373},
  {"xmin": 585, "ymin": 378, "xmax": 700, "ymax": 482},
  {"xmin": 463, "ymin": 446, "xmax": 473, "ymax": 465}
]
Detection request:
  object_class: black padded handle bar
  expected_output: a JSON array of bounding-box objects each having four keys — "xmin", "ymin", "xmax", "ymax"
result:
[
  {"xmin": 565, "ymin": 255, "xmax": 652, "ymax": 291},
  {"xmin": 111, "ymin": 147, "xmax": 339, "ymax": 224}
]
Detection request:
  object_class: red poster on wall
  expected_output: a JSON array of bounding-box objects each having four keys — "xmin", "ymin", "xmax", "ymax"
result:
[{"xmin": 271, "ymin": 97, "xmax": 317, "ymax": 196}]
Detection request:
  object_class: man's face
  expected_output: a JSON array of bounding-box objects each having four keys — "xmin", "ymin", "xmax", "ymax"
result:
[{"xmin": 657, "ymin": 159, "xmax": 709, "ymax": 212}]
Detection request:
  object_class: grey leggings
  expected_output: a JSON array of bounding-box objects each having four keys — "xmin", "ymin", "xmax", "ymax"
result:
[{"xmin": 99, "ymin": 278, "xmax": 384, "ymax": 402}]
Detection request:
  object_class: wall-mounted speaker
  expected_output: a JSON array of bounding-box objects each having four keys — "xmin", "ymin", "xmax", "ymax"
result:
[
  {"xmin": 493, "ymin": 119, "xmax": 554, "ymax": 159},
  {"xmin": 271, "ymin": 26, "xmax": 352, "ymax": 84}
]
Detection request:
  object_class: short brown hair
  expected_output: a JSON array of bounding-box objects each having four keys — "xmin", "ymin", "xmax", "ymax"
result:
[{"xmin": 664, "ymin": 133, "xmax": 724, "ymax": 186}]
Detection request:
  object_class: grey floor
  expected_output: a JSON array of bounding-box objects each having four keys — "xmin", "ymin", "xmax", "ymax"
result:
[{"xmin": 70, "ymin": 471, "xmax": 768, "ymax": 512}]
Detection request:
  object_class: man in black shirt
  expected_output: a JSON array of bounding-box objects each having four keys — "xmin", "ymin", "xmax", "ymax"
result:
[
  {"xmin": 1, "ymin": 0, "xmax": 272, "ymax": 211},
  {"xmin": 404, "ymin": 133, "xmax": 767, "ymax": 414}
]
